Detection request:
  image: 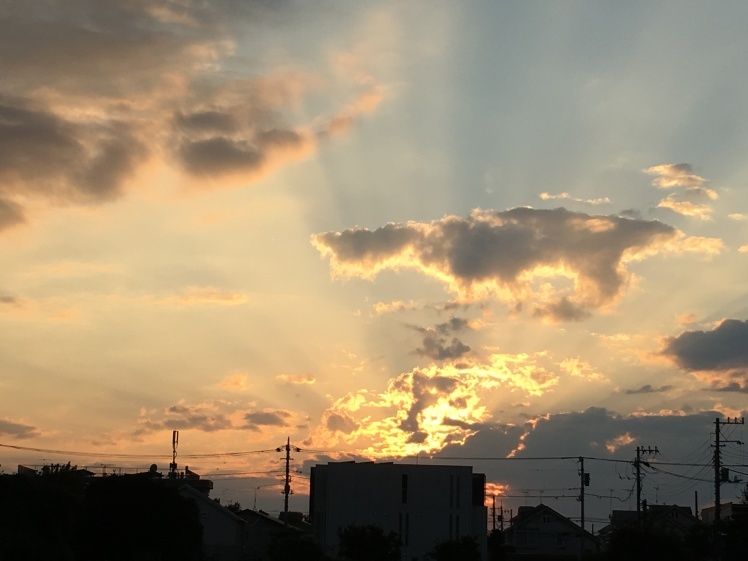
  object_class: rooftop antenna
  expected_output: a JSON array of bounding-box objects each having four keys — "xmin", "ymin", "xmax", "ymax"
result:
[{"xmin": 169, "ymin": 430, "xmax": 179, "ymax": 478}]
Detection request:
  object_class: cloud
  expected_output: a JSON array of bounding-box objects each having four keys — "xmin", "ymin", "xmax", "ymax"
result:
[
  {"xmin": 662, "ymin": 319, "xmax": 748, "ymax": 372},
  {"xmin": 539, "ymin": 192, "xmax": 610, "ymax": 205},
  {"xmin": 412, "ymin": 318, "xmax": 472, "ymax": 360},
  {"xmin": 710, "ymin": 382, "xmax": 748, "ymax": 393},
  {"xmin": 373, "ymin": 300, "xmax": 419, "ymax": 314},
  {"xmin": 0, "ymin": 99, "xmax": 146, "ymax": 203},
  {"xmin": 644, "ymin": 163, "xmax": 707, "ymax": 189},
  {"xmin": 326, "ymin": 412, "xmax": 360, "ymax": 434},
  {"xmin": 156, "ymin": 286, "xmax": 249, "ymax": 307},
  {"xmin": 605, "ymin": 432, "xmax": 635, "ymax": 453},
  {"xmin": 0, "ymin": 418, "xmax": 41, "ymax": 439},
  {"xmin": 244, "ymin": 410, "xmax": 292, "ymax": 430},
  {"xmin": 0, "ymin": 197, "xmax": 25, "ymax": 230},
  {"xmin": 324, "ymin": 86, "xmax": 385, "ymax": 136},
  {"xmin": 657, "ymin": 193, "xmax": 713, "ymax": 220},
  {"xmin": 131, "ymin": 400, "xmax": 300, "ymax": 439},
  {"xmin": 313, "ymin": 208, "xmax": 714, "ymax": 318},
  {"xmin": 558, "ymin": 357, "xmax": 606, "ymax": 382},
  {"xmin": 216, "ymin": 373, "xmax": 251, "ymax": 392},
  {"xmin": 307, "ymin": 354, "xmax": 559, "ymax": 457},
  {"xmin": 134, "ymin": 403, "xmax": 234, "ymax": 436},
  {"xmin": 0, "ymin": 3, "xmax": 386, "ymax": 232},
  {"xmin": 662, "ymin": 320, "xmax": 748, "ymax": 390},
  {"xmin": 623, "ymin": 384, "xmax": 673, "ymax": 395},
  {"xmin": 276, "ymin": 374, "xmax": 316, "ymax": 385},
  {"xmin": 645, "ymin": 163, "xmax": 717, "ymax": 220},
  {"xmin": 533, "ymin": 296, "xmax": 591, "ymax": 323}
]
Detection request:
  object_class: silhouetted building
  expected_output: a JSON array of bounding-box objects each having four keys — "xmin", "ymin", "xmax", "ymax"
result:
[
  {"xmin": 597, "ymin": 504, "xmax": 702, "ymax": 546},
  {"xmin": 310, "ymin": 461, "xmax": 487, "ymax": 561},
  {"xmin": 180, "ymin": 485, "xmax": 248, "ymax": 561},
  {"xmin": 504, "ymin": 504, "xmax": 600, "ymax": 558},
  {"xmin": 701, "ymin": 502, "xmax": 748, "ymax": 525},
  {"xmin": 239, "ymin": 508, "xmax": 310, "ymax": 561}
]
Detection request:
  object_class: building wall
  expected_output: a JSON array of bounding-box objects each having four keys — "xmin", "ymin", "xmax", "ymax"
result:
[
  {"xmin": 180, "ymin": 486, "xmax": 247, "ymax": 561},
  {"xmin": 310, "ymin": 462, "xmax": 487, "ymax": 561}
]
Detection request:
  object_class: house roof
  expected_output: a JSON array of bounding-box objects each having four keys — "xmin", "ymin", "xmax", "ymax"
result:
[
  {"xmin": 179, "ymin": 484, "xmax": 247, "ymax": 525},
  {"xmin": 598, "ymin": 504, "xmax": 702, "ymax": 537},
  {"xmin": 506, "ymin": 503, "xmax": 598, "ymax": 542}
]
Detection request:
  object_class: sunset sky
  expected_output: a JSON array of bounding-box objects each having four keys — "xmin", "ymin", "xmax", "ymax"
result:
[{"xmin": 2, "ymin": 1, "xmax": 748, "ymax": 523}]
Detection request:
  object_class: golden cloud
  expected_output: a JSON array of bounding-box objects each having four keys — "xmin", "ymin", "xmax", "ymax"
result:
[
  {"xmin": 644, "ymin": 163, "xmax": 707, "ymax": 188},
  {"xmin": 307, "ymin": 355, "xmax": 559, "ymax": 457},
  {"xmin": 605, "ymin": 432, "xmax": 635, "ymax": 453},
  {"xmin": 657, "ymin": 194, "xmax": 713, "ymax": 220},
  {"xmin": 313, "ymin": 208, "xmax": 716, "ymax": 320}
]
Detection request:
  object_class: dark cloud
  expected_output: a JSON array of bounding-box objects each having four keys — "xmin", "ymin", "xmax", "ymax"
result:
[
  {"xmin": 326, "ymin": 413, "xmax": 359, "ymax": 434},
  {"xmin": 175, "ymin": 110, "xmax": 238, "ymax": 134},
  {"xmin": 0, "ymin": 198, "xmax": 25, "ymax": 230},
  {"xmin": 663, "ymin": 319, "xmax": 748, "ymax": 372},
  {"xmin": 0, "ymin": 419, "xmax": 40, "ymax": 439},
  {"xmin": 624, "ymin": 384, "xmax": 673, "ymax": 395},
  {"xmin": 0, "ymin": 100, "xmax": 145, "ymax": 203},
  {"xmin": 415, "ymin": 333, "xmax": 471, "ymax": 360},
  {"xmin": 134, "ymin": 415, "xmax": 232, "ymax": 436},
  {"xmin": 710, "ymin": 382, "xmax": 748, "ymax": 393},
  {"xmin": 0, "ymin": 1, "xmax": 230, "ymax": 97},
  {"xmin": 533, "ymin": 297, "xmax": 591, "ymax": 322},
  {"xmin": 179, "ymin": 137, "xmax": 264, "ymax": 176},
  {"xmin": 435, "ymin": 317, "xmax": 470, "ymax": 334},
  {"xmin": 412, "ymin": 317, "xmax": 472, "ymax": 360},
  {"xmin": 244, "ymin": 410, "xmax": 291, "ymax": 430},
  {"xmin": 314, "ymin": 208, "xmax": 679, "ymax": 317}
]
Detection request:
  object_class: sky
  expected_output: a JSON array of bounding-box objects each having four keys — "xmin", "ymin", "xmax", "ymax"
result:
[{"xmin": 2, "ymin": 0, "xmax": 748, "ymax": 526}]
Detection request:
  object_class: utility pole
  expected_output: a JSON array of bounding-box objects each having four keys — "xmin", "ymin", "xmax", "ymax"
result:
[
  {"xmin": 491, "ymin": 495, "xmax": 497, "ymax": 532},
  {"xmin": 578, "ymin": 457, "xmax": 589, "ymax": 561},
  {"xmin": 634, "ymin": 446, "xmax": 659, "ymax": 523},
  {"xmin": 277, "ymin": 437, "xmax": 301, "ymax": 524},
  {"xmin": 713, "ymin": 416, "xmax": 744, "ymax": 561}
]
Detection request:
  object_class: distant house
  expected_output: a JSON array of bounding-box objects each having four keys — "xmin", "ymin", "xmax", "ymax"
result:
[
  {"xmin": 598, "ymin": 504, "xmax": 702, "ymax": 544},
  {"xmin": 179, "ymin": 485, "xmax": 248, "ymax": 561},
  {"xmin": 239, "ymin": 508, "xmax": 311, "ymax": 561},
  {"xmin": 503, "ymin": 504, "xmax": 600, "ymax": 559},
  {"xmin": 310, "ymin": 461, "xmax": 487, "ymax": 561},
  {"xmin": 701, "ymin": 502, "xmax": 748, "ymax": 525}
]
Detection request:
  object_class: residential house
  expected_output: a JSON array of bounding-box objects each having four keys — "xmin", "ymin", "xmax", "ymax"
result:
[
  {"xmin": 179, "ymin": 485, "xmax": 248, "ymax": 561},
  {"xmin": 503, "ymin": 504, "xmax": 599, "ymax": 559},
  {"xmin": 598, "ymin": 504, "xmax": 702, "ymax": 544}
]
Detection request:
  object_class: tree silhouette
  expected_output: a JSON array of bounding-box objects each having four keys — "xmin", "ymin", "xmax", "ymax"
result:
[
  {"xmin": 429, "ymin": 535, "xmax": 481, "ymax": 561},
  {"xmin": 338, "ymin": 524, "xmax": 401, "ymax": 561}
]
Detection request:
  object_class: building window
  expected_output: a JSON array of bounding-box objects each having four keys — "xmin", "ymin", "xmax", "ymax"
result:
[
  {"xmin": 401, "ymin": 474, "xmax": 408, "ymax": 504},
  {"xmin": 542, "ymin": 514, "xmax": 551, "ymax": 524}
]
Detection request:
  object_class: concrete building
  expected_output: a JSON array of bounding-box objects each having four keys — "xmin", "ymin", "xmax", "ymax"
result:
[{"xmin": 309, "ymin": 461, "xmax": 487, "ymax": 561}]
